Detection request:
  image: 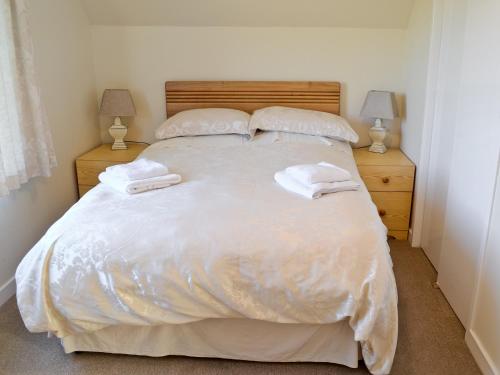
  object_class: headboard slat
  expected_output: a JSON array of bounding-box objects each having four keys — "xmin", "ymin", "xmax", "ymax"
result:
[{"xmin": 165, "ymin": 81, "xmax": 341, "ymax": 117}]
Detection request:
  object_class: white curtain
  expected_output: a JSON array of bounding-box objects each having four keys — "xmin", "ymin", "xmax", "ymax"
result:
[{"xmin": 0, "ymin": 0, "xmax": 56, "ymax": 197}]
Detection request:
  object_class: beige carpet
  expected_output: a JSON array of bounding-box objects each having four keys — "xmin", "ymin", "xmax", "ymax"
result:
[{"xmin": 0, "ymin": 241, "xmax": 481, "ymax": 375}]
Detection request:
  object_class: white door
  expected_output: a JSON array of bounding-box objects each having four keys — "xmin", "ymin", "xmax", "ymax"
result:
[
  {"xmin": 420, "ymin": 0, "xmax": 467, "ymax": 270},
  {"xmin": 467, "ymin": 156, "xmax": 500, "ymax": 373},
  {"xmin": 435, "ymin": 0, "xmax": 500, "ymax": 326}
]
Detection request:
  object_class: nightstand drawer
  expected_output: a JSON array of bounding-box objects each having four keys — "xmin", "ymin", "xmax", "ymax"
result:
[
  {"xmin": 76, "ymin": 160, "xmax": 122, "ymax": 185},
  {"xmin": 358, "ymin": 165, "xmax": 414, "ymax": 192},
  {"xmin": 371, "ymin": 191, "xmax": 412, "ymax": 230}
]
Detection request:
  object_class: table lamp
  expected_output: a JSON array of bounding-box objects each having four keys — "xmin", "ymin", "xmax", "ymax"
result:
[
  {"xmin": 99, "ymin": 89, "xmax": 136, "ymax": 150},
  {"xmin": 360, "ymin": 91, "xmax": 399, "ymax": 153}
]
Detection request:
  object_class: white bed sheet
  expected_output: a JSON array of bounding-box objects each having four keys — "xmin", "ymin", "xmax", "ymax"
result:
[
  {"xmin": 62, "ymin": 318, "xmax": 359, "ymax": 368},
  {"xmin": 16, "ymin": 136, "xmax": 397, "ymax": 375},
  {"xmin": 250, "ymin": 130, "xmax": 354, "ymax": 153},
  {"xmin": 150, "ymin": 133, "xmax": 249, "ymax": 148},
  {"xmin": 144, "ymin": 131, "xmax": 354, "ymax": 153}
]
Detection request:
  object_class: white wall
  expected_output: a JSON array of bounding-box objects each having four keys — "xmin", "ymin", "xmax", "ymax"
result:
[
  {"xmin": 418, "ymin": 0, "xmax": 467, "ymax": 266},
  {"xmin": 90, "ymin": 26, "xmax": 407, "ymax": 147},
  {"xmin": 396, "ymin": 0, "xmax": 434, "ymax": 248},
  {"xmin": 0, "ymin": 0, "xmax": 100, "ymax": 305},
  {"xmin": 81, "ymin": 0, "xmax": 416, "ymax": 29},
  {"xmin": 400, "ymin": 0, "xmax": 433, "ymax": 164}
]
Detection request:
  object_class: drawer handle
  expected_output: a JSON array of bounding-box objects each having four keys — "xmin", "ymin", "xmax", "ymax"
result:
[
  {"xmin": 378, "ymin": 209, "xmax": 387, "ymax": 217},
  {"xmin": 382, "ymin": 177, "xmax": 390, "ymax": 184}
]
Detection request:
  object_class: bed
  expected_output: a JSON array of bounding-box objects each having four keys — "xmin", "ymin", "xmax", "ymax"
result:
[{"xmin": 15, "ymin": 81, "xmax": 398, "ymax": 375}]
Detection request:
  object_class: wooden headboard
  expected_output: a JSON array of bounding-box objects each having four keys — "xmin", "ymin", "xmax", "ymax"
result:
[{"xmin": 165, "ymin": 81, "xmax": 341, "ymax": 117}]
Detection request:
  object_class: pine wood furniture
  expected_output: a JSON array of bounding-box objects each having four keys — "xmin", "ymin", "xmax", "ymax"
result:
[
  {"xmin": 165, "ymin": 81, "xmax": 341, "ymax": 116},
  {"xmin": 76, "ymin": 143, "xmax": 148, "ymax": 198},
  {"xmin": 353, "ymin": 147, "xmax": 415, "ymax": 240}
]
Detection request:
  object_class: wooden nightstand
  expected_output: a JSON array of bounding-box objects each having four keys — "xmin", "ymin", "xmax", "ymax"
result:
[
  {"xmin": 353, "ymin": 147, "xmax": 416, "ymax": 240},
  {"xmin": 76, "ymin": 143, "xmax": 148, "ymax": 198}
]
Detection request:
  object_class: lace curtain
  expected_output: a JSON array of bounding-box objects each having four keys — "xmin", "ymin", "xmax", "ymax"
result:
[{"xmin": 0, "ymin": 0, "xmax": 56, "ymax": 196}]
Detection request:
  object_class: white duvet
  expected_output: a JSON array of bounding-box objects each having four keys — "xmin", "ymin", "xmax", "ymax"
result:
[{"xmin": 16, "ymin": 138, "xmax": 397, "ymax": 375}]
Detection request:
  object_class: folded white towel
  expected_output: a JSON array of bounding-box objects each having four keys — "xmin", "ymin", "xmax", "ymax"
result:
[
  {"xmin": 99, "ymin": 172, "xmax": 181, "ymax": 194},
  {"xmin": 274, "ymin": 170, "xmax": 359, "ymax": 199},
  {"xmin": 105, "ymin": 158, "xmax": 169, "ymax": 181},
  {"xmin": 285, "ymin": 161, "xmax": 351, "ymax": 185}
]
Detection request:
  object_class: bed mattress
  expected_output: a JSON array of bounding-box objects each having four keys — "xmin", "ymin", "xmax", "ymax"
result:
[{"xmin": 16, "ymin": 136, "xmax": 397, "ymax": 374}]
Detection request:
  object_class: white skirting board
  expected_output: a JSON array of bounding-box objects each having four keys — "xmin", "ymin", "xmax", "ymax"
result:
[
  {"xmin": 465, "ymin": 329, "xmax": 498, "ymax": 375},
  {"xmin": 0, "ymin": 276, "xmax": 15, "ymax": 307}
]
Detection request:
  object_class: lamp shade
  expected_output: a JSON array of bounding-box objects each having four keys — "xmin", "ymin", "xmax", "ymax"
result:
[
  {"xmin": 360, "ymin": 91, "xmax": 399, "ymax": 120},
  {"xmin": 99, "ymin": 89, "xmax": 136, "ymax": 117}
]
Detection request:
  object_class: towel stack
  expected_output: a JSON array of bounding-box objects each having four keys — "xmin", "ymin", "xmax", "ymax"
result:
[
  {"xmin": 274, "ymin": 162, "xmax": 360, "ymax": 199},
  {"xmin": 99, "ymin": 158, "xmax": 181, "ymax": 194}
]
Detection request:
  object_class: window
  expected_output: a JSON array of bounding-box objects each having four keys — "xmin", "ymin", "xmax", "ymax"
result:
[{"xmin": 0, "ymin": 0, "xmax": 56, "ymax": 196}]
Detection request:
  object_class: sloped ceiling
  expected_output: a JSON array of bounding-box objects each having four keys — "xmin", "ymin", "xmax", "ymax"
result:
[{"xmin": 81, "ymin": 0, "xmax": 416, "ymax": 28}]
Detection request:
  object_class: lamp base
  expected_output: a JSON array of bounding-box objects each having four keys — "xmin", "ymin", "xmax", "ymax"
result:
[
  {"xmin": 369, "ymin": 141, "xmax": 387, "ymax": 154},
  {"xmin": 368, "ymin": 119, "xmax": 387, "ymax": 154},
  {"xmin": 109, "ymin": 117, "xmax": 128, "ymax": 150}
]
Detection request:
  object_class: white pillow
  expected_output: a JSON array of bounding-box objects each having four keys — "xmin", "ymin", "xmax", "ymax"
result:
[
  {"xmin": 155, "ymin": 108, "xmax": 252, "ymax": 140},
  {"xmin": 249, "ymin": 106, "xmax": 359, "ymax": 143}
]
